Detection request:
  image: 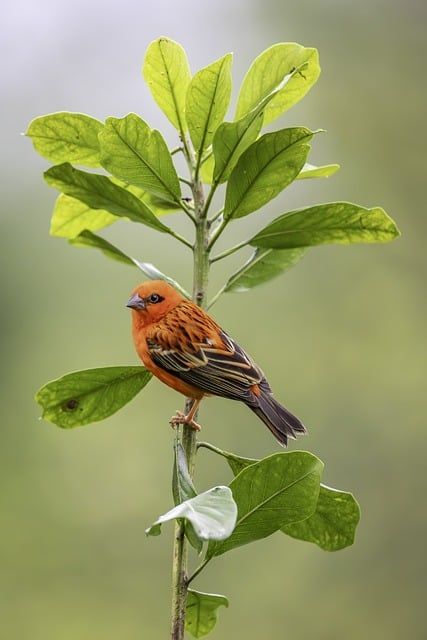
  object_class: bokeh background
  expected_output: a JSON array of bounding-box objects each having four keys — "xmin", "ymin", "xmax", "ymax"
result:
[{"xmin": 1, "ymin": 0, "xmax": 426, "ymax": 638}]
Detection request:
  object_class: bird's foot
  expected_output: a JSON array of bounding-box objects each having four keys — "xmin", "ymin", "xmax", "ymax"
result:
[{"xmin": 169, "ymin": 410, "xmax": 202, "ymax": 432}]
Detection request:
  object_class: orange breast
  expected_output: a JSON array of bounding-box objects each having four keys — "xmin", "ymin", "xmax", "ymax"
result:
[{"xmin": 132, "ymin": 325, "xmax": 205, "ymax": 400}]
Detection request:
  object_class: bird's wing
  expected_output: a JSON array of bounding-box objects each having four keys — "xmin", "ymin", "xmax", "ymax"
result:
[{"xmin": 146, "ymin": 305, "xmax": 269, "ymax": 403}]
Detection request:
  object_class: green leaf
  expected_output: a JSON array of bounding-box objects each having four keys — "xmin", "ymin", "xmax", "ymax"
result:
[
  {"xmin": 172, "ymin": 441, "xmax": 203, "ymax": 553},
  {"xmin": 146, "ymin": 486, "xmax": 237, "ymax": 541},
  {"xmin": 99, "ymin": 114, "xmax": 181, "ymax": 203},
  {"xmin": 44, "ymin": 163, "xmax": 170, "ymax": 233},
  {"xmin": 224, "ymin": 127, "xmax": 313, "ymax": 220},
  {"xmin": 211, "ymin": 448, "xmax": 360, "ymax": 552},
  {"xmin": 250, "ymin": 202, "xmax": 400, "ymax": 249},
  {"xmin": 186, "ymin": 54, "xmax": 233, "ymax": 159},
  {"xmin": 200, "ymin": 154, "xmax": 215, "ymax": 184},
  {"xmin": 50, "ymin": 194, "xmax": 118, "ymax": 239},
  {"xmin": 35, "ymin": 366, "xmax": 152, "ymax": 429},
  {"xmin": 26, "ymin": 112, "xmax": 103, "ymax": 167},
  {"xmin": 207, "ymin": 451, "xmax": 323, "ymax": 558},
  {"xmin": 143, "ymin": 37, "xmax": 191, "ymax": 132},
  {"xmin": 297, "ymin": 162, "xmax": 340, "ymax": 180},
  {"xmin": 282, "ymin": 484, "xmax": 361, "ymax": 551},
  {"xmin": 212, "ymin": 109, "xmax": 264, "ymax": 184},
  {"xmin": 172, "ymin": 441, "xmax": 197, "ymax": 505},
  {"xmin": 185, "ymin": 590, "xmax": 229, "ymax": 638},
  {"xmin": 223, "ymin": 247, "xmax": 306, "ymax": 293},
  {"xmin": 235, "ymin": 43, "xmax": 320, "ymax": 125},
  {"xmin": 68, "ymin": 230, "xmax": 134, "ymax": 266},
  {"xmin": 133, "ymin": 260, "xmax": 191, "ymax": 299}
]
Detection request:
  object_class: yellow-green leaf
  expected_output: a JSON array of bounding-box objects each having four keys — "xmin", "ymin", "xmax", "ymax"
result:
[
  {"xmin": 235, "ymin": 43, "xmax": 320, "ymax": 125},
  {"xmin": 26, "ymin": 112, "xmax": 103, "ymax": 167},
  {"xmin": 185, "ymin": 591, "xmax": 229, "ymax": 638},
  {"xmin": 143, "ymin": 37, "xmax": 191, "ymax": 133},
  {"xmin": 50, "ymin": 194, "xmax": 118, "ymax": 239},
  {"xmin": 99, "ymin": 114, "xmax": 181, "ymax": 203}
]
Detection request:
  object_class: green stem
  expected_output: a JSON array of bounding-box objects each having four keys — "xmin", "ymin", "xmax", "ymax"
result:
[
  {"xmin": 170, "ymin": 140, "xmax": 210, "ymax": 640},
  {"xmin": 210, "ymin": 239, "xmax": 248, "ymax": 263}
]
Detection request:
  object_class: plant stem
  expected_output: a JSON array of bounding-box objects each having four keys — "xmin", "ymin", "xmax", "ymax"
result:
[
  {"xmin": 210, "ymin": 239, "xmax": 248, "ymax": 263},
  {"xmin": 170, "ymin": 139, "xmax": 209, "ymax": 640}
]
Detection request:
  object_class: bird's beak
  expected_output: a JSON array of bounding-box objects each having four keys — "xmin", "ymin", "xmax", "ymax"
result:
[{"xmin": 126, "ymin": 293, "xmax": 146, "ymax": 310}]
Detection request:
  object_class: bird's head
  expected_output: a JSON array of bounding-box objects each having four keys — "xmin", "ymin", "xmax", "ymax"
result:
[{"xmin": 126, "ymin": 280, "xmax": 184, "ymax": 326}]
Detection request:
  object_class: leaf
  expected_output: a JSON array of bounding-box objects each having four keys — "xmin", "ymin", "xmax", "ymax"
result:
[
  {"xmin": 224, "ymin": 127, "xmax": 313, "ymax": 220},
  {"xmin": 35, "ymin": 366, "xmax": 152, "ymax": 429},
  {"xmin": 50, "ymin": 194, "xmax": 118, "ymax": 239},
  {"xmin": 186, "ymin": 54, "xmax": 233, "ymax": 158},
  {"xmin": 172, "ymin": 441, "xmax": 203, "ymax": 554},
  {"xmin": 44, "ymin": 163, "xmax": 170, "ymax": 233},
  {"xmin": 185, "ymin": 590, "xmax": 229, "ymax": 638},
  {"xmin": 218, "ymin": 449, "xmax": 360, "ymax": 552},
  {"xmin": 68, "ymin": 230, "xmax": 134, "ymax": 266},
  {"xmin": 297, "ymin": 162, "xmax": 340, "ymax": 180},
  {"xmin": 250, "ymin": 202, "xmax": 401, "ymax": 249},
  {"xmin": 282, "ymin": 484, "xmax": 361, "ymax": 551},
  {"xmin": 200, "ymin": 154, "xmax": 214, "ymax": 184},
  {"xmin": 212, "ymin": 108, "xmax": 264, "ymax": 184},
  {"xmin": 172, "ymin": 441, "xmax": 197, "ymax": 505},
  {"xmin": 235, "ymin": 43, "xmax": 320, "ymax": 125},
  {"xmin": 143, "ymin": 37, "xmax": 191, "ymax": 132},
  {"xmin": 146, "ymin": 486, "xmax": 237, "ymax": 541},
  {"xmin": 26, "ymin": 112, "xmax": 103, "ymax": 167},
  {"xmin": 99, "ymin": 114, "xmax": 181, "ymax": 203},
  {"xmin": 223, "ymin": 247, "xmax": 306, "ymax": 293},
  {"xmin": 133, "ymin": 260, "xmax": 191, "ymax": 299},
  {"xmin": 207, "ymin": 451, "xmax": 323, "ymax": 558}
]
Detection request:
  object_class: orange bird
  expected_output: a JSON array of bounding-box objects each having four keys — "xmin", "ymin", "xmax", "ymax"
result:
[{"xmin": 127, "ymin": 280, "xmax": 306, "ymax": 446}]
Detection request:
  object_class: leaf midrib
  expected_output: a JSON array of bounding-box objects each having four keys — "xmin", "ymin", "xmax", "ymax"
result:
[
  {"xmin": 112, "ymin": 123, "xmax": 179, "ymax": 204},
  {"xmin": 194, "ymin": 56, "xmax": 229, "ymax": 158},
  {"xmin": 226, "ymin": 130, "xmax": 312, "ymax": 218},
  {"xmin": 158, "ymin": 40, "xmax": 187, "ymax": 135},
  {"xmin": 44, "ymin": 369, "xmax": 150, "ymax": 410}
]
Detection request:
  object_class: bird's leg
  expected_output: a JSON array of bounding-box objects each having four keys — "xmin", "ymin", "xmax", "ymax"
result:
[{"xmin": 169, "ymin": 398, "xmax": 202, "ymax": 431}]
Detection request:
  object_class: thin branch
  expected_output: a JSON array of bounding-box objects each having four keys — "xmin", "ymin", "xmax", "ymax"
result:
[
  {"xmin": 210, "ymin": 239, "xmax": 248, "ymax": 263},
  {"xmin": 179, "ymin": 176, "xmax": 193, "ymax": 187},
  {"xmin": 171, "ymin": 146, "xmax": 184, "ymax": 156},
  {"xmin": 169, "ymin": 229, "xmax": 193, "ymax": 250},
  {"xmin": 210, "ymin": 207, "xmax": 224, "ymax": 223},
  {"xmin": 207, "ymin": 285, "xmax": 227, "ymax": 309},
  {"xmin": 186, "ymin": 558, "xmax": 211, "ymax": 586}
]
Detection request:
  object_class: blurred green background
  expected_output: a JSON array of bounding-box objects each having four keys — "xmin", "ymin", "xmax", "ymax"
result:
[{"xmin": 1, "ymin": 0, "xmax": 426, "ymax": 638}]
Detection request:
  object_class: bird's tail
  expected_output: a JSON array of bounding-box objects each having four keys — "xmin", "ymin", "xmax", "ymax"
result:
[{"xmin": 249, "ymin": 392, "xmax": 307, "ymax": 447}]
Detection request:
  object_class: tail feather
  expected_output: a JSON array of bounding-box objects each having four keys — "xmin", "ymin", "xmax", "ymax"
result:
[{"xmin": 248, "ymin": 393, "xmax": 306, "ymax": 447}]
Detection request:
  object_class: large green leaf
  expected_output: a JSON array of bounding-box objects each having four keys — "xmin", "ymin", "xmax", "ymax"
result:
[
  {"xmin": 214, "ymin": 449, "xmax": 360, "ymax": 552},
  {"xmin": 44, "ymin": 163, "xmax": 170, "ymax": 232},
  {"xmin": 186, "ymin": 54, "xmax": 233, "ymax": 158},
  {"xmin": 207, "ymin": 451, "xmax": 323, "ymax": 558},
  {"xmin": 26, "ymin": 112, "xmax": 103, "ymax": 167},
  {"xmin": 50, "ymin": 194, "xmax": 118, "ymax": 239},
  {"xmin": 143, "ymin": 37, "xmax": 191, "ymax": 132},
  {"xmin": 68, "ymin": 230, "xmax": 134, "ymax": 266},
  {"xmin": 146, "ymin": 486, "xmax": 237, "ymax": 541},
  {"xmin": 297, "ymin": 162, "xmax": 340, "ymax": 180},
  {"xmin": 235, "ymin": 43, "xmax": 320, "ymax": 125},
  {"xmin": 282, "ymin": 484, "xmax": 360, "ymax": 551},
  {"xmin": 224, "ymin": 247, "xmax": 306, "ymax": 293},
  {"xmin": 211, "ymin": 108, "xmax": 264, "ymax": 184},
  {"xmin": 99, "ymin": 114, "xmax": 181, "ymax": 203},
  {"xmin": 250, "ymin": 202, "xmax": 400, "ymax": 249},
  {"xmin": 224, "ymin": 127, "xmax": 313, "ymax": 220},
  {"xmin": 36, "ymin": 366, "xmax": 152, "ymax": 429},
  {"xmin": 185, "ymin": 590, "xmax": 229, "ymax": 639}
]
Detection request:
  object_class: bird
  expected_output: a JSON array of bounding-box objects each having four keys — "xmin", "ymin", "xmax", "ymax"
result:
[{"xmin": 126, "ymin": 280, "xmax": 306, "ymax": 446}]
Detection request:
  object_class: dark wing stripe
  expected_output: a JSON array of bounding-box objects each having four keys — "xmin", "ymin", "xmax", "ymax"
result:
[{"xmin": 149, "ymin": 330, "xmax": 265, "ymax": 403}]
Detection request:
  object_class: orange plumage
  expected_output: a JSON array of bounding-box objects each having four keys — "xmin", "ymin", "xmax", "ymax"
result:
[{"xmin": 127, "ymin": 280, "xmax": 306, "ymax": 446}]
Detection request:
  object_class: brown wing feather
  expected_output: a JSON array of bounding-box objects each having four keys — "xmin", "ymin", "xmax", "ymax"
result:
[{"xmin": 145, "ymin": 301, "xmax": 268, "ymax": 404}]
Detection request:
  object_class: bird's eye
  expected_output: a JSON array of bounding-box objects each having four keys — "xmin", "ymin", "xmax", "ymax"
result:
[{"xmin": 149, "ymin": 293, "xmax": 163, "ymax": 304}]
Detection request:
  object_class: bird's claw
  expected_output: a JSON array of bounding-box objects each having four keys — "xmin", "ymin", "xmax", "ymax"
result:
[{"xmin": 169, "ymin": 410, "xmax": 202, "ymax": 431}]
